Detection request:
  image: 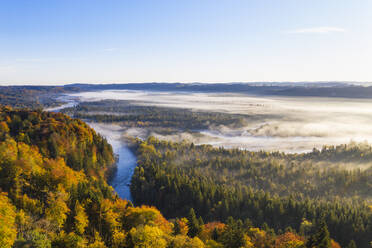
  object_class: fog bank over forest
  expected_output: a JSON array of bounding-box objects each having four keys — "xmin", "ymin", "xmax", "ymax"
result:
[{"xmin": 69, "ymin": 90, "xmax": 372, "ymax": 152}]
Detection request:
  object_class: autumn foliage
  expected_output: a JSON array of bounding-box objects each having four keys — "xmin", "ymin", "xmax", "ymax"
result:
[{"xmin": 0, "ymin": 107, "xmax": 358, "ymax": 247}]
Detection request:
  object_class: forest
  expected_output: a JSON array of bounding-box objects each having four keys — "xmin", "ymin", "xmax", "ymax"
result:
[
  {"xmin": 4, "ymin": 83, "xmax": 372, "ymax": 108},
  {"xmin": 65, "ymin": 82, "xmax": 372, "ymax": 99},
  {"xmin": 0, "ymin": 86, "xmax": 79, "ymax": 109},
  {"xmin": 131, "ymin": 137, "xmax": 372, "ymax": 248},
  {"xmin": 61, "ymin": 100, "xmax": 254, "ymax": 131},
  {"xmin": 1, "ymin": 90, "xmax": 371, "ymax": 247},
  {"xmin": 0, "ymin": 106, "xmax": 345, "ymax": 248}
]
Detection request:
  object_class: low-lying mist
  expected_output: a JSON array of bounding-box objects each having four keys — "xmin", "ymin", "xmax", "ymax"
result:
[{"xmin": 71, "ymin": 90, "xmax": 372, "ymax": 153}]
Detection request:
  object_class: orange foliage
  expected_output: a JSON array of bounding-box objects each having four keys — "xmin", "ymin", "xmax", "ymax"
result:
[
  {"xmin": 331, "ymin": 240, "xmax": 341, "ymax": 248},
  {"xmin": 16, "ymin": 142, "xmax": 43, "ymax": 174},
  {"xmin": 112, "ymin": 198, "xmax": 129, "ymax": 213},
  {"xmin": 124, "ymin": 205, "xmax": 172, "ymax": 233},
  {"xmin": 0, "ymin": 121, "xmax": 9, "ymax": 133},
  {"xmin": 178, "ymin": 218, "xmax": 189, "ymax": 236},
  {"xmin": 0, "ymin": 138, "xmax": 18, "ymax": 165},
  {"xmin": 45, "ymin": 158, "xmax": 86, "ymax": 188},
  {"xmin": 199, "ymin": 221, "xmax": 225, "ymax": 241},
  {"xmin": 275, "ymin": 232, "xmax": 305, "ymax": 248}
]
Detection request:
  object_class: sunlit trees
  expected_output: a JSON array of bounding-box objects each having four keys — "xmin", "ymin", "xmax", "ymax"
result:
[
  {"xmin": 173, "ymin": 217, "xmax": 189, "ymax": 236},
  {"xmin": 123, "ymin": 205, "xmax": 171, "ymax": 233},
  {"xmin": 26, "ymin": 229, "xmax": 52, "ymax": 248},
  {"xmin": 0, "ymin": 193, "xmax": 17, "ymax": 248},
  {"xmin": 132, "ymin": 137, "xmax": 372, "ymax": 248},
  {"xmin": 74, "ymin": 201, "xmax": 89, "ymax": 235},
  {"xmin": 275, "ymin": 232, "xmax": 305, "ymax": 248},
  {"xmin": 111, "ymin": 230, "xmax": 126, "ymax": 248},
  {"xmin": 45, "ymin": 187, "xmax": 70, "ymax": 230},
  {"xmin": 52, "ymin": 231, "xmax": 86, "ymax": 248},
  {"xmin": 128, "ymin": 225, "xmax": 167, "ymax": 248},
  {"xmin": 170, "ymin": 235, "xmax": 205, "ymax": 248}
]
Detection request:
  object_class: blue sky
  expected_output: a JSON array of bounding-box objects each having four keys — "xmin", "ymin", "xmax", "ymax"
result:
[{"xmin": 0, "ymin": 0, "xmax": 371, "ymax": 85}]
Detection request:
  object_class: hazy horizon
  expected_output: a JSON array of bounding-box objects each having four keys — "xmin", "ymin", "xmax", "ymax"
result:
[
  {"xmin": 66, "ymin": 89, "xmax": 372, "ymax": 153},
  {"xmin": 1, "ymin": 81, "xmax": 372, "ymax": 87}
]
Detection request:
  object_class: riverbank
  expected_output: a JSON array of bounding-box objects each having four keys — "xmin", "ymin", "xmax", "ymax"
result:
[{"xmin": 86, "ymin": 122, "xmax": 137, "ymax": 201}]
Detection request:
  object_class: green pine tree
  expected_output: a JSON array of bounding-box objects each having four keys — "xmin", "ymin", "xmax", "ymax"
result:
[
  {"xmin": 187, "ymin": 208, "xmax": 201, "ymax": 238},
  {"xmin": 306, "ymin": 221, "xmax": 331, "ymax": 248},
  {"xmin": 346, "ymin": 240, "xmax": 357, "ymax": 248}
]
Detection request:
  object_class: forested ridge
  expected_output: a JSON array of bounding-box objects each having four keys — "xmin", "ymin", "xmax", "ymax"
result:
[
  {"xmin": 131, "ymin": 137, "xmax": 372, "ymax": 248},
  {"xmin": 0, "ymin": 106, "xmax": 342, "ymax": 248},
  {"xmin": 0, "ymin": 86, "xmax": 79, "ymax": 109},
  {"xmin": 61, "ymin": 100, "xmax": 253, "ymax": 130}
]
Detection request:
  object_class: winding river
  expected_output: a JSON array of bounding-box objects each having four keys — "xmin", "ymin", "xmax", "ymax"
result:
[
  {"xmin": 48, "ymin": 97, "xmax": 138, "ymax": 201},
  {"xmin": 88, "ymin": 123, "xmax": 137, "ymax": 201}
]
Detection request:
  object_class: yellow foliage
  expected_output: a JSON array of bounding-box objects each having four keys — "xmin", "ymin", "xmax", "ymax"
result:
[
  {"xmin": 74, "ymin": 201, "xmax": 89, "ymax": 235},
  {"xmin": 275, "ymin": 232, "xmax": 305, "ymax": 248},
  {"xmin": 54, "ymin": 231, "xmax": 87, "ymax": 248},
  {"xmin": 112, "ymin": 198, "xmax": 129, "ymax": 213},
  {"xmin": 205, "ymin": 239, "xmax": 224, "ymax": 248},
  {"xmin": 129, "ymin": 225, "xmax": 167, "ymax": 248},
  {"xmin": 248, "ymin": 227, "xmax": 267, "ymax": 248},
  {"xmin": 124, "ymin": 205, "xmax": 172, "ymax": 233},
  {"xmin": 0, "ymin": 192, "xmax": 17, "ymax": 248},
  {"xmin": 0, "ymin": 138, "xmax": 18, "ymax": 165},
  {"xmin": 242, "ymin": 234, "xmax": 254, "ymax": 248},
  {"xmin": 17, "ymin": 142, "xmax": 43, "ymax": 175},
  {"xmin": 138, "ymin": 142, "xmax": 157, "ymax": 156},
  {"xmin": 87, "ymin": 232, "xmax": 107, "ymax": 248},
  {"xmin": 111, "ymin": 230, "xmax": 127, "ymax": 248},
  {"xmin": 101, "ymin": 199, "xmax": 120, "ymax": 232},
  {"xmin": 248, "ymin": 227, "xmax": 266, "ymax": 238},
  {"xmin": 45, "ymin": 187, "xmax": 70, "ymax": 230},
  {"xmin": 45, "ymin": 158, "xmax": 86, "ymax": 188},
  {"xmin": 177, "ymin": 217, "xmax": 189, "ymax": 236},
  {"xmin": 18, "ymin": 194, "xmax": 43, "ymax": 215},
  {"xmin": 170, "ymin": 235, "xmax": 206, "ymax": 248}
]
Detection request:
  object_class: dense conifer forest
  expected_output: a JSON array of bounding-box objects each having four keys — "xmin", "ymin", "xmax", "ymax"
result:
[
  {"xmin": 61, "ymin": 100, "xmax": 254, "ymax": 130},
  {"xmin": 131, "ymin": 137, "xmax": 372, "ymax": 248}
]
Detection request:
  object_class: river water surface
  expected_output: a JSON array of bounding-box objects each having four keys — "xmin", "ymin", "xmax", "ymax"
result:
[
  {"xmin": 89, "ymin": 123, "xmax": 137, "ymax": 201},
  {"xmin": 48, "ymin": 98, "xmax": 137, "ymax": 201},
  {"xmin": 85, "ymin": 123, "xmax": 137, "ymax": 201}
]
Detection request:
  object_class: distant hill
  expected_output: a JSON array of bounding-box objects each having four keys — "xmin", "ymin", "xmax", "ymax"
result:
[{"xmin": 3, "ymin": 82, "xmax": 372, "ymax": 110}]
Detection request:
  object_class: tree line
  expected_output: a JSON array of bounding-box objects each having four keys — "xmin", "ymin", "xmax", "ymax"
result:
[{"xmin": 131, "ymin": 137, "xmax": 372, "ymax": 247}]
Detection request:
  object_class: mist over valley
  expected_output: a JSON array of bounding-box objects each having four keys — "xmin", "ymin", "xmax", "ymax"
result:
[{"xmin": 67, "ymin": 89, "xmax": 372, "ymax": 153}]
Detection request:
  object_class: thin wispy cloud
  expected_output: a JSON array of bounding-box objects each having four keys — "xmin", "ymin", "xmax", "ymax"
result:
[
  {"xmin": 287, "ymin": 26, "xmax": 346, "ymax": 34},
  {"xmin": 15, "ymin": 58, "xmax": 45, "ymax": 63},
  {"xmin": 102, "ymin": 48, "xmax": 117, "ymax": 52}
]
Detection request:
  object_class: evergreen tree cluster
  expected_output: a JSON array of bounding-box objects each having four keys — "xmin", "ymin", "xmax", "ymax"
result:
[{"xmin": 131, "ymin": 137, "xmax": 372, "ymax": 247}]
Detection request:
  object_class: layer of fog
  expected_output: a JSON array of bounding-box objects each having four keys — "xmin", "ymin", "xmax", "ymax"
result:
[
  {"xmin": 70, "ymin": 90, "xmax": 372, "ymax": 153},
  {"xmin": 87, "ymin": 122, "xmax": 137, "ymax": 201},
  {"xmin": 45, "ymin": 95, "xmax": 79, "ymax": 112}
]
